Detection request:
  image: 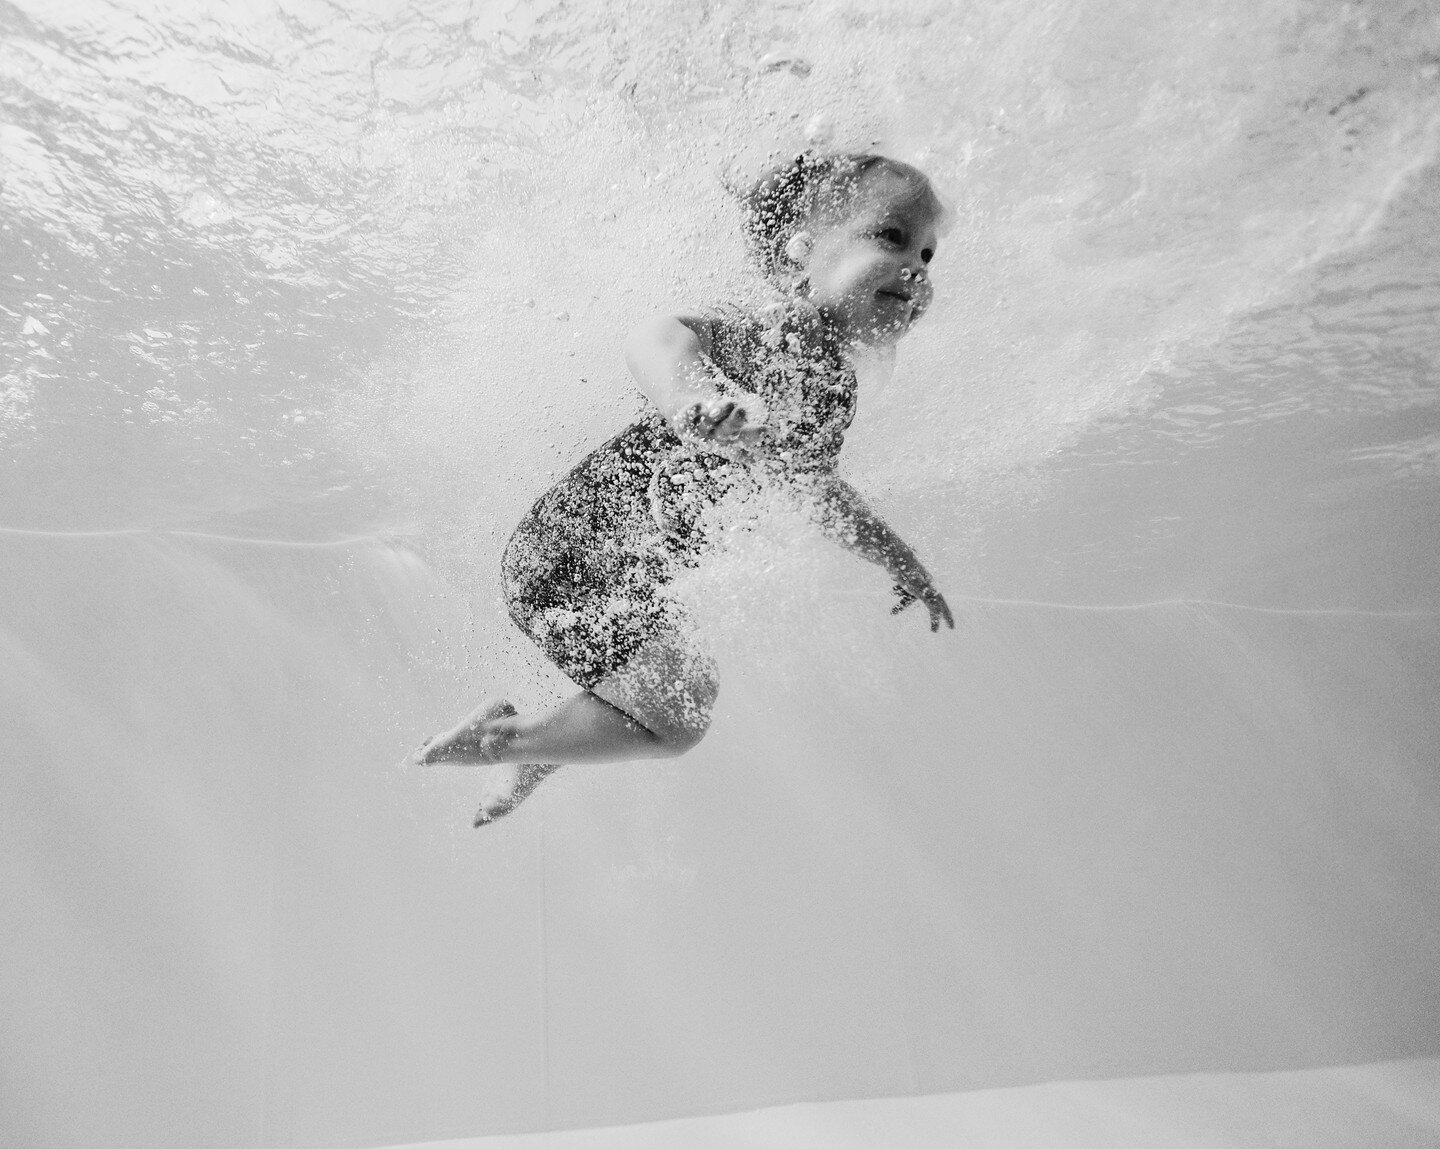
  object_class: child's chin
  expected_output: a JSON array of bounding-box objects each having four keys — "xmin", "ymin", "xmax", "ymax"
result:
[{"xmin": 862, "ymin": 318, "xmax": 911, "ymax": 345}]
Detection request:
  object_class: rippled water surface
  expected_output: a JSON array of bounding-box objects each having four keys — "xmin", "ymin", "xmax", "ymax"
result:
[{"xmin": 5, "ymin": 0, "xmax": 1439, "ymax": 570}]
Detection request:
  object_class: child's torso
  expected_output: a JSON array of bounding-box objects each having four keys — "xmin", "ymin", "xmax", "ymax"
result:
[{"xmin": 525, "ymin": 305, "xmax": 858, "ymax": 556}]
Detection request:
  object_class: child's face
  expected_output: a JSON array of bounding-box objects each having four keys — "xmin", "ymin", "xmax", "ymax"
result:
[{"xmin": 802, "ymin": 168, "xmax": 941, "ymax": 346}]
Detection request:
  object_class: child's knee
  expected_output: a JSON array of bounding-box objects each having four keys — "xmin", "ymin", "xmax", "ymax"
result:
[
  {"xmin": 590, "ymin": 630, "xmax": 718, "ymax": 755},
  {"xmin": 655, "ymin": 723, "xmax": 706, "ymax": 755},
  {"xmin": 650, "ymin": 674, "xmax": 717, "ymax": 755},
  {"xmin": 657, "ymin": 706, "xmax": 712, "ymax": 755}
]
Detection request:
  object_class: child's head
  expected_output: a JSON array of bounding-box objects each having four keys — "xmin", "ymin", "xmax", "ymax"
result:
[
  {"xmin": 741, "ymin": 154, "xmax": 941, "ymax": 277},
  {"xmin": 741, "ymin": 152, "xmax": 947, "ymax": 345}
]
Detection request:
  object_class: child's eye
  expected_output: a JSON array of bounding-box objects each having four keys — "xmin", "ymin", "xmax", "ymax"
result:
[{"xmin": 877, "ymin": 227, "xmax": 905, "ymax": 245}]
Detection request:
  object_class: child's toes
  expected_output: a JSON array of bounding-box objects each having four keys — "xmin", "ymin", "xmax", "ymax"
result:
[
  {"xmin": 465, "ymin": 697, "xmax": 516, "ymax": 727},
  {"xmin": 404, "ymin": 732, "xmax": 446, "ymax": 766},
  {"xmin": 416, "ymin": 733, "xmax": 460, "ymax": 765},
  {"xmin": 472, "ymin": 764, "xmax": 558, "ymax": 828},
  {"xmin": 473, "ymin": 765, "xmax": 520, "ymax": 823},
  {"xmin": 415, "ymin": 698, "xmax": 517, "ymax": 766}
]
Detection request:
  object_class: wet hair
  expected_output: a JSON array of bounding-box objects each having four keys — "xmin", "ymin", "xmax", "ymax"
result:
[{"xmin": 740, "ymin": 151, "xmax": 943, "ymax": 283}]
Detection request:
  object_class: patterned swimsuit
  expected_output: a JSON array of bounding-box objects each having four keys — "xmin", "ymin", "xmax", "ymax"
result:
[{"xmin": 501, "ymin": 307, "xmax": 857, "ymax": 688}]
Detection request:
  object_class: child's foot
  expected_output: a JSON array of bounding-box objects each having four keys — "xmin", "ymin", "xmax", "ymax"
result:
[
  {"xmin": 413, "ymin": 698, "xmax": 517, "ymax": 766},
  {"xmin": 473, "ymin": 762, "xmax": 560, "ymax": 826}
]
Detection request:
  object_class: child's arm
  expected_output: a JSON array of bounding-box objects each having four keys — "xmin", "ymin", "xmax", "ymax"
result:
[
  {"xmin": 807, "ymin": 472, "xmax": 955, "ymax": 632},
  {"xmin": 624, "ymin": 314, "xmax": 765, "ymax": 447}
]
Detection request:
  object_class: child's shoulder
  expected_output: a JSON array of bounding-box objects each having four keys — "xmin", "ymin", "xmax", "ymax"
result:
[
  {"xmin": 672, "ymin": 301, "xmax": 836, "ymax": 390},
  {"xmin": 693, "ymin": 300, "xmax": 820, "ymax": 356}
]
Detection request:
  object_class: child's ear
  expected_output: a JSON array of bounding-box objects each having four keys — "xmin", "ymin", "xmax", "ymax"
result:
[{"xmin": 783, "ymin": 230, "xmax": 813, "ymax": 267}]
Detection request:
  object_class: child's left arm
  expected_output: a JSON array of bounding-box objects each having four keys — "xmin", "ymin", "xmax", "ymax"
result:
[{"xmin": 806, "ymin": 473, "xmax": 955, "ymax": 632}]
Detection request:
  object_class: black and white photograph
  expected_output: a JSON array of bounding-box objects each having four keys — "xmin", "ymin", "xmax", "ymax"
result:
[{"xmin": 3, "ymin": 1, "xmax": 1439, "ymax": 1145}]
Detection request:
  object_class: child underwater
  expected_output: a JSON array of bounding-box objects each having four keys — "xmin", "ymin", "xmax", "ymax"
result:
[{"xmin": 414, "ymin": 151, "xmax": 954, "ymax": 824}]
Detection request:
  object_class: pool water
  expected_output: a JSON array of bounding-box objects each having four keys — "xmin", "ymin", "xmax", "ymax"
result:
[{"xmin": 3, "ymin": 2, "xmax": 1439, "ymax": 1146}]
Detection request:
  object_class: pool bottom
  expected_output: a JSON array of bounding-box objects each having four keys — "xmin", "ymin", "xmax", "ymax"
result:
[
  {"xmin": 401, "ymin": 1057, "xmax": 1440, "ymax": 1148},
  {"xmin": 4, "ymin": 528, "xmax": 1438, "ymax": 1148}
]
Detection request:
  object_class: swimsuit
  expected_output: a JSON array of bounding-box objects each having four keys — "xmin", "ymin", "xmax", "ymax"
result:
[{"xmin": 500, "ymin": 306, "xmax": 857, "ymax": 689}]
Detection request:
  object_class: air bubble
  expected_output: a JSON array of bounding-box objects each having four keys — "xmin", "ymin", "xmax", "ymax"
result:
[
  {"xmin": 804, "ymin": 112, "xmax": 835, "ymax": 147},
  {"xmin": 759, "ymin": 49, "xmax": 812, "ymax": 78},
  {"xmin": 178, "ymin": 190, "xmax": 234, "ymax": 228}
]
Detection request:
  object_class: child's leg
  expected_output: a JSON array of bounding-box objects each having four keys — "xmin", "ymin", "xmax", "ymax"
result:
[
  {"xmin": 416, "ymin": 629, "xmax": 717, "ymax": 767},
  {"xmin": 418, "ymin": 689, "xmax": 668, "ymax": 768},
  {"xmin": 416, "ymin": 631, "xmax": 715, "ymax": 825}
]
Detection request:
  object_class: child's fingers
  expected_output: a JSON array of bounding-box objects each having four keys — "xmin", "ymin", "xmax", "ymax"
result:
[
  {"xmin": 701, "ymin": 399, "xmax": 736, "ymax": 431},
  {"xmin": 928, "ymin": 593, "xmax": 955, "ymax": 631},
  {"xmin": 933, "ymin": 595, "xmax": 954, "ymax": 628},
  {"xmin": 892, "ymin": 583, "xmax": 954, "ymax": 630},
  {"xmin": 713, "ymin": 405, "xmax": 752, "ymax": 440},
  {"xmin": 682, "ymin": 400, "xmax": 726, "ymax": 430},
  {"xmin": 691, "ymin": 400, "xmax": 754, "ymax": 443},
  {"xmin": 680, "ymin": 404, "xmax": 712, "ymax": 439},
  {"xmin": 684, "ymin": 397, "xmax": 768, "ymax": 443}
]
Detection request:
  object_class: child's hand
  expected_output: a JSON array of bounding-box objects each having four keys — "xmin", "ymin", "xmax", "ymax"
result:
[
  {"xmin": 891, "ymin": 577, "xmax": 955, "ymax": 632},
  {"xmin": 679, "ymin": 394, "xmax": 767, "ymax": 449}
]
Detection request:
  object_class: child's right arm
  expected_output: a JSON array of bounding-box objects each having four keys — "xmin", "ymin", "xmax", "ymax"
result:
[{"xmin": 624, "ymin": 315, "xmax": 765, "ymax": 447}]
